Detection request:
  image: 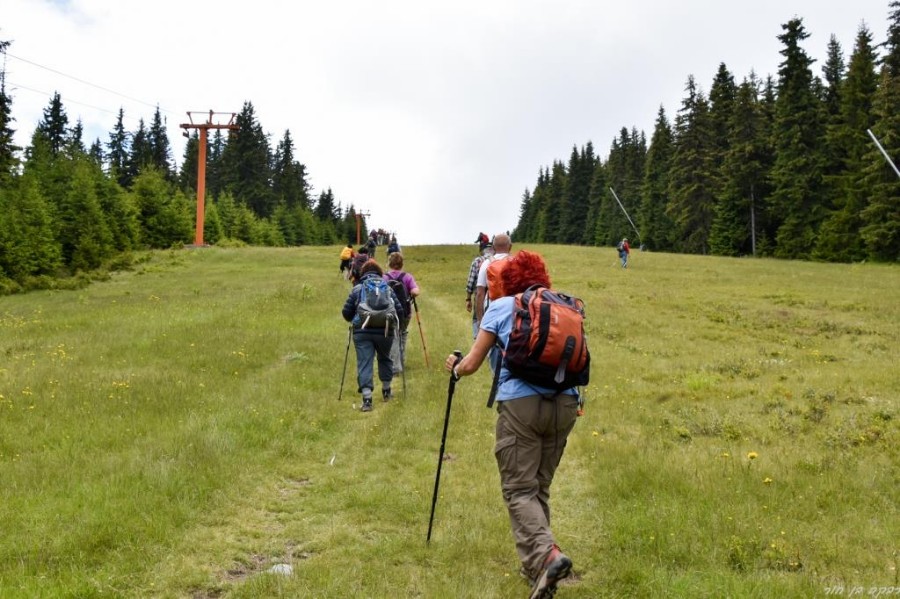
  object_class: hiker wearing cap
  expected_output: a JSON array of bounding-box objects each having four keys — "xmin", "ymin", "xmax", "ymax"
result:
[{"xmin": 465, "ymin": 243, "xmax": 493, "ymax": 339}]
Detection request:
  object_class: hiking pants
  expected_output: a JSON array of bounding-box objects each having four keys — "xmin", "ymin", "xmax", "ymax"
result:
[
  {"xmin": 389, "ymin": 317, "xmax": 410, "ymax": 373},
  {"xmin": 494, "ymin": 393, "xmax": 579, "ymax": 578},
  {"xmin": 353, "ymin": 330, "xmax": 395, "ymax": 394}
]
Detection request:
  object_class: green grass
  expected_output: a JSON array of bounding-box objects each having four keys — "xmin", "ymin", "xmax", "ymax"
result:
[{"xmin": 0, "ymin": 245, "xmax": 897, "ymax": 598}]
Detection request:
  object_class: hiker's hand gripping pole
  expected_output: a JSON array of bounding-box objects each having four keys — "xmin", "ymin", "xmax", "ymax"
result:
[{"xmin": 427, "ymin": 350, "xmax": 462, "ymax": 544}]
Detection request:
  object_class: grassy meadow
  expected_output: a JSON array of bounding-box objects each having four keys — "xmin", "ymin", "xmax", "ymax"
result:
[{"xmin": 0, "ymin": 244, "xmax": 897, "ymax": 598}]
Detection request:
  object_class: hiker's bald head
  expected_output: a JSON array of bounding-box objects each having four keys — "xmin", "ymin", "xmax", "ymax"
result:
[{"xmin": 492, "ymin": 234, "xmax": 511, "ymax": 252}]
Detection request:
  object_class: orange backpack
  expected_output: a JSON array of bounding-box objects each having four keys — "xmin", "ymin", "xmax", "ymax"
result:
[{"xmin": 486, "ymin": 256, "xmax": 512, "ymax": 300}]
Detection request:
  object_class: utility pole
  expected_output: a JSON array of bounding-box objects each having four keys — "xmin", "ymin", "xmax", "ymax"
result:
[
  {"xmin": 180, "ymin": 111, "xmax": 239, "ymax": 246},
  {"xmin": 354, "ymin": 210, "xmax": 371, "ymax": 245}
]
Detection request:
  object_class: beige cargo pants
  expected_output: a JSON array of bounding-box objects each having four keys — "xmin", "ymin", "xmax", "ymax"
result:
[{"xmin": 494, "ymin": 393, "xmax": 579, "ymax": 577}]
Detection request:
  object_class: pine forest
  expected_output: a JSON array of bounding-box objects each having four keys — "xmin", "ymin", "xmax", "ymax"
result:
[{"xmin": 2, "ymin": 7, "xmax": 900, "ymax": 295}]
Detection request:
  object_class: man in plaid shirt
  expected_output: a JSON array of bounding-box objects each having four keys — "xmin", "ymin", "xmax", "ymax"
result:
[{"xmin": 465, "ymin": 244, "xmax": 493, "ymax": 338}]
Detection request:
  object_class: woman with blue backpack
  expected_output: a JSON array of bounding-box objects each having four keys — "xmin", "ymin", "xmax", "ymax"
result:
[{"xmin": 341, "ymin": 260, "xmax": 403, "ymax": 412}]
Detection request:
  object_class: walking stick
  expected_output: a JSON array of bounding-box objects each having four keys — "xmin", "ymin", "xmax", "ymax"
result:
[
  {"xmin": 337, "ymin": 326, "xmax": 352, "ymax": 401},
  {"xmin": 412, "ymin": 297, "xmax": 431, "ymax": 368},
  {"xmin": 427, "ymin": 350, "xmax": 462, "ymax": 544}
]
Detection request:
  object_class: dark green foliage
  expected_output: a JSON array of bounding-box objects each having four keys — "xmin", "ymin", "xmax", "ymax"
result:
[
  {"xmin": 129, "ymin": 168, "xmax": 192, "ymax": 248},
  {"xmin": 59, "ymin": 157, "xmax": 115, "ymax": 271},
  {"xmin": 219, "ymin": 102, "xmax": 275, "ymax": 218},
  {"xmin": 667, "ymin": 76, "xmax": 717, "ymax": 254},
  {"xmin": 559, "ymin": 143, "xmax": 596, "ymax": 244},
  {"xmin": 639, "ymin": 107, "xmax": 677, "ymax": 252},
  {"xmin": 314, "ymin": 188, "xmax": 338, "ymax": 223},
  {"xmin": 710, "ymin": 73, "xmax": 773, "ymax": 256},
  {"xmin": 859, "ymin": 3, "xmax": 900, "ymax": 261},
  {"xmin": 125, "ymin": 118, "xmax": 152, "ymax": 188},
  {"xmin": 0, "ymin": 174, "xmax": 61, "ymax": 279},
  {"xmin": 272, "ymin": 129, "xmax": 311, "ymax": 210},
  {"xmin": 0, "ymin": 42, "xmax": 20, "ymax": 183},
  {"xmin": 178, "ymin": 131, "xmax": 199, "ymax": 192},
  {"xmin": 599, "ymin": 128, "xmax": 646, "ymax": 247},
  {"xmin": 815, "ymin": 24, "xmax": 879, "ymax": 261},
  {"xmin": 36, "ymin": 92, "xmax": 68, "ymax": 157},
  {"xmin": 107, "ymin": 108, "xmax": 129, "ymax": 187},
  {"xmin": 148, "ymin": 106, "xmax": 173, "ymax": 179},
  {"xmin": 769, "ymin": 18, "xmax": 827, "ymax": 259}
]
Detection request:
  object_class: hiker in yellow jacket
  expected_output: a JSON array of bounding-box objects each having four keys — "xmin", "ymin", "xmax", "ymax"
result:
[{"xmin": 339, "ymin": 244, "xmax": 356, "ymax": 278}]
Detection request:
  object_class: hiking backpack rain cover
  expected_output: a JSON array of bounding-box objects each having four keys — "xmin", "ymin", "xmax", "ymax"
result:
[
  {"xmin": 356, "ymin": 278, "xmax": 397, "ymax": 332},
  {"xmin": 504, "ymin": 285, "xmax": 590, "ymax": 390}
]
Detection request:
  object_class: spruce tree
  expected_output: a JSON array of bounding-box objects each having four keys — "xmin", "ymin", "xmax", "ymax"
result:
[
  {"xmin": 67, "ymin": 119, "xmax": 86, "ymax": 156},
  {"xmin": 272, "ymin": 129, "xmax": 311, "ymax": 212},
  {"xmin": 219, "ymin": 101, "xmax": 274, "ymax": 218},
  {"xmin": 107, "ymin": 108, "xmax": 129, "ymax": 188},
  {"xmin": 129, "ymin": 168, "xmax": 192, "ymax": 248},
  {"xmin": 148, "ymin": 106, "xmax": 173, "ymax": 179},
  {"xmin": 125, "ymin": 119, "xmax": 152, "ymax": 188},
  {"xmin": 860, "ymin": 1, "xmax": 900, "ymax": 260},
  {"xmin": 667, "ymin": 75, "xmax": 717, "ymax": 254},
  {"xmin": 585, "ymin": 161, "xmax": 609, "ymax": 247},
  {"xmin": 710, "ymin": 73, "xmax": 772, "ymax": 256},
  {"xmin": 178, "ymin": 131, "xmax": 199, "ymax": 192},
  {"xmin": 815, "ymin": 23, "xmax": 879, "ymax": 261},
  {"xmin": 0, "ymin": 39, "xmax": 20, "ymax": 184},
  {"xmin": 640, "ymin": 106, "xmax": 677, "ymax": 251},
  {"xmin": 559, "ymin": 143, "xmax": 595, "ymax": 244},
  {"xmin": 35, "ymin": 92, "xmax": 69, "ymax": 157},
  {"xmin": 769, "ymin": 18, "xmax": 827, "ymax": 259},
  {"xmin": 58, "ymin": 157, "xmax": 114, "ymax": 271},
  {"xmin": 0, "ymin": 174, "xmax": 61, "ymax": 279}
]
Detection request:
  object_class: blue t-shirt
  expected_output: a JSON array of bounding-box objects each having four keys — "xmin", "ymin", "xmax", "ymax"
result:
[{"xmin": 479, "ymin": 296, "xmax": 579, "ymax": 402}]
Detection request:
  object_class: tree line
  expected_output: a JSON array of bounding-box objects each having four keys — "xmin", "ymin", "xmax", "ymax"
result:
[
  {"xmin": 513, "ymin": 9, "xmax": 900, "ymax": 263},
  {"xmin": 0, "ymin": 43, "xmax": 367, "ymax": 293}
]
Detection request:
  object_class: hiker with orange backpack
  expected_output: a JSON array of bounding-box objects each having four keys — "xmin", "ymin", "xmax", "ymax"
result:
[{"xmin": 444, "ymin": 250, "xmax": 587, "ymax": 598}]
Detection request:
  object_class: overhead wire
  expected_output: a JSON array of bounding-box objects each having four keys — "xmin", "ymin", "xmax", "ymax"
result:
[
  {"xmin": 4, "ymin": 52, "xmax": 177, "ymax": 117},
  {"xmin": 7, "ymin": 80, "xmax": 144, "ymax": 124}
]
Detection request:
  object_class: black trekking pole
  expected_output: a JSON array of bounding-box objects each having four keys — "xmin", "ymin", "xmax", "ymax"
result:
[
  {"xmin": 337, "ymin": 326, "xmax": 352, "ymax": 401},
  {"xmin": 412, "ymin": 297, "xmax": 431, "ymax": 368},
  {"xmin": 427, "ymin": 350, "xmax": 462, "ymax": 544}
]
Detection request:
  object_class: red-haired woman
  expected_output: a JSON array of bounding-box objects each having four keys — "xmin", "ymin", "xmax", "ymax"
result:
[{"xmin": 445, "ymin": 250, "xmax": 577, "ymax": 598}]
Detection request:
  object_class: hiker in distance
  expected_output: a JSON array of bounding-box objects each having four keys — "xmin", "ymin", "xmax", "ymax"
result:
[
  {"xmin": 342, "ymin": 260, "xmax": 403, "ymax": 412},
  {"xmin": 465, "ymin": 242, "xmax": 493, "ymax": 339},
  {"xmin": 444, "ymin": 250, "xmax": 578, "ymax": 598},
  {"xmin": 387, "ymin": 235, "xmax": 401, "ymax": 255},
  {"xmin": 383, "ymin": 252, "xmax": 420, "ymax": 375},
  {"xmin": 338, "ymin": 243, "xmax": 356, "ymax": 278},
  {"xmin": 617, "ymin": 237, "xmax": 630, "ymax": 268},
  {"xmin": 349, "ymin": 247, "xmax": 370, "ymax": 284}
]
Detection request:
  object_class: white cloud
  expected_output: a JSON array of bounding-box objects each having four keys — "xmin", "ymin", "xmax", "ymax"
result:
[{"xmin": 2, "ymin": 0, "xmax": 890, "ymax": 244}]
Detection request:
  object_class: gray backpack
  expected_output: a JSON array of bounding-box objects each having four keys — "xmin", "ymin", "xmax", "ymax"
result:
[{"xmin": 356, "ymin": 277, "xmax": 398, "ymax": 333}]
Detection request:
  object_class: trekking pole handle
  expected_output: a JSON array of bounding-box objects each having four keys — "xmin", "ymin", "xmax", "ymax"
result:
[{"xmin": 450, "ymin": 350, "xmax": 462, "ymax": 381}]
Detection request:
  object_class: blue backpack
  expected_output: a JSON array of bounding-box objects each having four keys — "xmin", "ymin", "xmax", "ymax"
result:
[{"xmin": 356, "ymin": 277, "xmax": 398, "ymax": 332}]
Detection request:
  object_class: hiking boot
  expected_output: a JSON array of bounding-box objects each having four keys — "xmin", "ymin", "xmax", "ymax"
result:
[
  {"xmin": 529, "ymin": 545, "xmax": 572, "ymax": 599},
  {"xmin": 361, "ymin": 397, "xmax": 373, "ymax": 412},
  {"xmin": 382, "ymin": 388, "xmax": 393, "ymax": 402}
]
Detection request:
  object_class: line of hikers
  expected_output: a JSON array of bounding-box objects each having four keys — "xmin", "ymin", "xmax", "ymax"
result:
[{"xmin": 339, "ymin": 234, "xmax": 419, "ymax": 412}]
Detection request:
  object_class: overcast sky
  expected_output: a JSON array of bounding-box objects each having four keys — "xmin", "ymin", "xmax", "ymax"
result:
[{"xmin": 2, "ymin": 0, "xmax": 891, "ymax": 245}]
